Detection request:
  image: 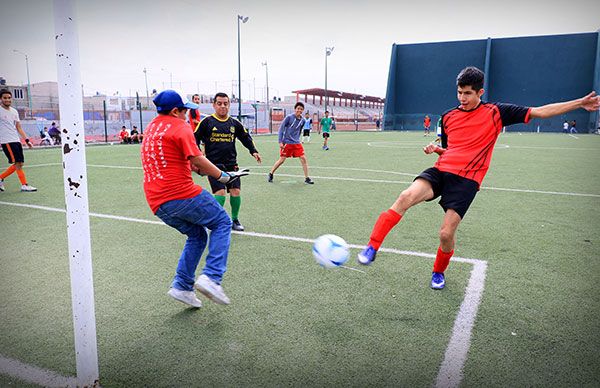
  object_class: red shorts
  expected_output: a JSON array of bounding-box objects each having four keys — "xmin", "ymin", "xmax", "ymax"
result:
[{"xmin": 280, "ymin": 143, "xmax": 304, "ymax": 158}]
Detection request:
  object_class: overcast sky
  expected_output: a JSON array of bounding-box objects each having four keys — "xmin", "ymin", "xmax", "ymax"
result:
[{"xmin": 2, "ymin": 0, "xmax": 599, "ymax": 100}]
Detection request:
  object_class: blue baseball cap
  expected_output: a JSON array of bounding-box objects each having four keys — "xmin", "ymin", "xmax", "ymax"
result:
[{"xmin": 153, "ymin": 90, "xmax": 199, "ymax": 112}]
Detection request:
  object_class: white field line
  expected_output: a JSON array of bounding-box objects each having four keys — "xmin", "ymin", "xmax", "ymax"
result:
[
  {"xmin": 568, "ymin": 134, "xmax": 579, "ymax": 139},
  {"xmin": 76, "ymin": 164, "xmax": 600, "ymax": 198},
  {"xmin": 0, "ymin": 355, "xmax": 77, "ymax": 387},
  {"xmin": 0, "ymin": 200, "xmax": 486, "ymax": 388}
]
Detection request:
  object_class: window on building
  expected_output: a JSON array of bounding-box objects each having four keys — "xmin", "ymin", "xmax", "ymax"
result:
[{"xmin": 13, "ymin": 89, "xmax": 24, "ymax": 99}]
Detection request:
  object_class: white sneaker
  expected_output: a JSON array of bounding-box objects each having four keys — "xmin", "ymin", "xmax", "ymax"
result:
[
  {"xmin": 20, "ymin": 184, "xmax": 37, "ymax": 192},
  {"xmin": 194, "ymin": 274, "xmax": 230, "ymax": 305},
  {"xmin": 0, "ymin": 180, "xmax": 4, "ymax": 192},
  {"xmin": 167, "ymin": 288, "xmax": 202, "ymax": 308}
]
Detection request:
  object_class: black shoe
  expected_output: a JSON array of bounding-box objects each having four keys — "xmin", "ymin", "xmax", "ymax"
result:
[
  {"xmin": 267, "ymin": 172, "xmax": 273, "ymax": 183},
  {"xmin": 304, "ymin": 177, "xmax": 314, "ymax": 185},
  {"xmin": 232, "ymin": 219, "xmax": 245, "ymax": 231}
]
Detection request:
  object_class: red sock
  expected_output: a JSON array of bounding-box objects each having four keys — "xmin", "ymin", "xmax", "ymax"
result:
[
  {"xmin": 0, "ymin": 165, "xmax": 16, "ymax": 179},
  {"xmin": 16, "ymin": 169, "xmax": 27, "ymax": 185},
  {"xmin": 368, "ymin": 209, "xmax": 402, "ymax": 250},
  {"xmin": 433, "ymin": 246, "xmax": 454, "ymax": 273}
]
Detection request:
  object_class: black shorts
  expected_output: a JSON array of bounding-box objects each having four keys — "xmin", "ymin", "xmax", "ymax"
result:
[
  {"xmin": 415, "ymin": 167, "xmax": 479, "ymax": 219},
  {"xmin": 322, "ymin": 132, "xmax": 330, "ymax": 138},
  {"xmin": 2, "ymin": 142, "xmax": 25, "ymax": 164},
  {"xmin": 207, "ymin": 164, "xmax": 241, "ymax": 193},
  {"xmin": 303, "ymin": 129, "xmax": 311, "ymax": 136}
]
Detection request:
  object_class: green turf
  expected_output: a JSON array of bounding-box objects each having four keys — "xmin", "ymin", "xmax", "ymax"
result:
[{"xmin": 0, "ymin": 131, "xmax": 599, "ymax": 387}]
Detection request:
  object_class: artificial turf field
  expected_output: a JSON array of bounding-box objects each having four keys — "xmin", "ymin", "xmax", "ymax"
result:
[{"xmin": 0, "ymin": 130, "xmax": 599, "ymax": 387}]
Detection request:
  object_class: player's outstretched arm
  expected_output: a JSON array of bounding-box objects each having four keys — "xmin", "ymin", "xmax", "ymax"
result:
[
  {"xmin": 189, "ymin": 155, "xmax": 222, "ymax": 178},
  {"xmin": 530, "ymin": 91, "xmax": 600, "ymax": 119}
]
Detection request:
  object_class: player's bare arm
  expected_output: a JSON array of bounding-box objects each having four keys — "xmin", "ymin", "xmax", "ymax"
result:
[
  {"xmin": 252, "ymin": 152, "xmax": 262, "ymax": 163},
  {"xmin": 16, "ymin": 121, "xmax": 32, "ymax": 149},
  {"xmin": 189, "ymin": 155, "xmax": 222, "ymax": 178},
  {"xmin": 530, "ymin": 91, "xmax": 600, "ymax": 118}
]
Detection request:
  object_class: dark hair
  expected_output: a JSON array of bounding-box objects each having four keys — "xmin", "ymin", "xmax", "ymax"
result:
[
  {"xmin": 456, "ymin": 66, "xmax": 484, "ymax": 91},
  {"xmin": 294, "ymin": 102, "xmax": 304, "ymax": 109},
  {"xmin": 157, "ymin": 107, "xmax": 187, "ymax": 116},
  {"xmin": 192, "ymin": 94, "xmax": 199, "ymax": 98},
  {"xmin": 325, "ymin": 110, "xmax": 329, "ymax": 114},
  {"xmin": 0, "ymin": 89, "xmax": 11, "ymax": 98},
  {"xmin": 122, "ymin": 126, "xmax": 126, "ymax": 129},
  {"xmin": 213, "ymin": 92, "xmax": 229, "ymax": 102}
]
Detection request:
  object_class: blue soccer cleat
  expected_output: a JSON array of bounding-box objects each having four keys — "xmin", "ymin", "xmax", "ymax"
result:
[
  {"xmin": 431, "ymin": 272, "xmax": 445, "ymax": 290},
  {"xmin": 357, "ymin": 245, "xmax": 377, "ymax": 265}
]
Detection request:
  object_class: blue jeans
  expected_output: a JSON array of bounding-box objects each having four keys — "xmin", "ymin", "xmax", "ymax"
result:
[{"xmin": 155, "ymin": 190, "xmax": 232, "ymax": 291}]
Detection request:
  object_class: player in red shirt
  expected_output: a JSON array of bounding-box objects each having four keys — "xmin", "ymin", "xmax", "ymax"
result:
[
  {"xmin": 141, "ymin": 90, "xmax": 248, "ymax": 308},
  {"xmin": 423, "ymin": 115, "xmax": 431, "ymax": 136},
  {"xmin": 358, "ymin": 66, "xmax": 600, "ymax": 289}
]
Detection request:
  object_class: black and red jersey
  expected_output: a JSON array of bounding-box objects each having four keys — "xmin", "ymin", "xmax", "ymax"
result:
[{"xmin": 435, "ymin": 102, "xmax": 531, "ymax": 186}]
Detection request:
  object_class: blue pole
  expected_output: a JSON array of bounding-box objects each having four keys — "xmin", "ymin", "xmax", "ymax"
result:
[
  {"xmin": 383, "ymin": 44, "xmax": 397, "ymax": 130},
  {"xmin": 591, "ymin": 31, "xmax": 600, "ymax": 132},
  {"xmin": 483, "ymin": 37, "xmax": 492, "ymax": 101}
]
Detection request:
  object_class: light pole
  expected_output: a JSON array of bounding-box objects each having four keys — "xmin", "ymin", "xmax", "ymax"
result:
[
  {"xmin": 143, "ymin": 67, "xmax": 149, "ymax": 106},
  {"xmin": 237, "ymin": 14, "xmax": 249, "ymax": 121},
  {"xmin": 12, "ymin": 49, "xmax": 32, "ymax": 117},
  {"xmin": 262, "ymin": 61, "xmax": 269, "ymax": 132},
  {"xmin": 324, "ymin": 46, "xmax": 334, "ymax": 113},
  {"xmin": 161, "ymin": 67, "xmax": 172, "ymax": 88}
]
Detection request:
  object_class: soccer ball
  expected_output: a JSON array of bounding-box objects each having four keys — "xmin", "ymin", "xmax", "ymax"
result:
[{"xmin": 312, "ymin": 234, "xmax": 350, "ymax": 268}]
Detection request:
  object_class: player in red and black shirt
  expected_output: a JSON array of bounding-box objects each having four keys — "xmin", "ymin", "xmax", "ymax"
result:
[
  {"xmin": 358, "ymin": 66, "xmax": 600, "ymax": 290},
  {"xmin": 194, "ymin": 92, "xmax": 262, "ymax": 232}
]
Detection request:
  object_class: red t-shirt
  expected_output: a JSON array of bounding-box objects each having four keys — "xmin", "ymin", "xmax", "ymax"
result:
[
  {"xmin": 435, "ymin": 102, "xmax": 531, "ymax": 186},
  {"xmin": 141, "ymin": 115, "xmax": 203, "ymax": 213},
  {"xmin": 424, "ymin": 117, "xmax": 431, "ymax": 128}
]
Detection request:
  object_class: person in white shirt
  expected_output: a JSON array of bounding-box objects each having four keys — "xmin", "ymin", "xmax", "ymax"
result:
[{"xmin": 0, "ymin": 89, "xmax": 36, "ymax": 192}]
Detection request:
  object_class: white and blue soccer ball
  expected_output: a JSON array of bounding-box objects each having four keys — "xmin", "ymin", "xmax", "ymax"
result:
[{"xmin": 312, "ymin": 234, "xmax": 350, "ymax": 268}]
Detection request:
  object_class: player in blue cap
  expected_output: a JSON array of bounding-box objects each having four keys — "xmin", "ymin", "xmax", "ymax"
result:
[{"xmin": 141, "ymin": 90, "xmax": 248, "ymax": 308}]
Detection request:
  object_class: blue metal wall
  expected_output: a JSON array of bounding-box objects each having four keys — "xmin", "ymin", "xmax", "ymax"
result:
[{"xmin": 384, "ymin": 32, "xmax": 600, "ymax": 132}]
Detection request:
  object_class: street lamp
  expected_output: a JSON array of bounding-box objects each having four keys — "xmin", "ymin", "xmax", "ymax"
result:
[
  {"xmin": 160, "ymin": 67, "xmax": 172, "ymax": 89},
  {"xmin": 324, "ymin": 46, "xmax": 334, "ymax": 112},
  {"xmin": 143, "ymin": 67, "xmax": 149, "ymax": 106},
  {"xmin": 261, "ymin": 61, "xmax": 269, "ymax": 132},
  {"xmin": 12, "ymin": 49, "xmax": 32, "ymax": 117},
  {"xmin": 237, "ymin": 14, "xmax": 249, "ymax": 121}
]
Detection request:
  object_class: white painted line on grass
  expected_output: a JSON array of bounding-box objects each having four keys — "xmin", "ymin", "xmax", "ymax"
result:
[
  {"xmin": 23, "ymin": 163, "xmax": 62, "ymax": 168},
  {"xmin": 0, "ymin": 355, "xmax": 77, "ymax": 387},
  {"xmin": 82, "ymin": 164, "xmax": 600, "ymax": 198},
  {"xmin": 0, "ymin": 200, "xmax": 487, "ymax": 388},
  {"xmin": 568, "ymin": 134, "xmax": 579, "ymax": 139}
]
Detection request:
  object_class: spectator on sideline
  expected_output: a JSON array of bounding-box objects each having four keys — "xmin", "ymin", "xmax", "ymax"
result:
[
  {"xmin": 188, "ymin": 94, "xmax": 202, "ymax": 131},
  {"xmin": 268, "ymin": 101, "xmax": 314, "ymax": 184},
  {"xmin": 130, "ymin": 126, "xmax": 142, "ymax": 143},
  {"xmin": 563, "ymin": 120, "xmax": 569, "ymax": 133},
  {"xmin": 194, "ymin": 92, "xmax": 262, "ymax": 232},
  {"xmin": 40, "ymin": 126, "xmax": 53, "ymax": 146},
  {"xmin": 48, "ymin": 121, "xmax": 61, "ymax": 145},
  {"xmin": 119, "ymin": 126, "xmax": 131, "ymax": 144},
  {"xmin": 356, "ymin": 66, "xmax": 600, "ymax": 291},
  {"xmin": 141, "ymin": 89, "xmax": 248, "ymax": 308},
  {"xmin": 0, "ymin": 89, "xmax": 36, "ymax": 192}
]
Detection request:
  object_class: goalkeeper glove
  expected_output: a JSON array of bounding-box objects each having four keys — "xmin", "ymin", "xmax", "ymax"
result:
[{"xmin": 217, "ymin": 168, "xmax": 250, "ymax": 184}]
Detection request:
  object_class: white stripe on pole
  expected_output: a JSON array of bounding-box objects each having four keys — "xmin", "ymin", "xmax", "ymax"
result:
[{"xmin": 53, "ymin": 1, "xmax": 100, "ymax": 386}]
